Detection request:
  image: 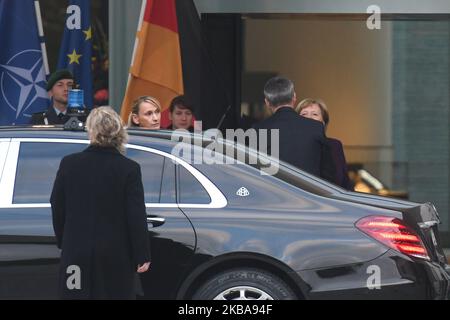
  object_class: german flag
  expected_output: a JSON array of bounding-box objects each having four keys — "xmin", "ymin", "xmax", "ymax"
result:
[{"xmin": 120, "ymin": 0, "xmax": 183, "ymax": 127}]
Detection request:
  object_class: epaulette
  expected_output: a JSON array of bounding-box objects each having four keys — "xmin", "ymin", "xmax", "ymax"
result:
[{"xmin": 32, "ymin": 111, "xmax": 49, "ymax": 125}]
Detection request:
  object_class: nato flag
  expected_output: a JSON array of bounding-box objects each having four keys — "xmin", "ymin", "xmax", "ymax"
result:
[
  {"xmin": 0, "ymin": 0, "xmax": 50, "ymax": 125},
  {"xmin": 57, "ymin": 0, "xmax": 93, "ymax": 108}
]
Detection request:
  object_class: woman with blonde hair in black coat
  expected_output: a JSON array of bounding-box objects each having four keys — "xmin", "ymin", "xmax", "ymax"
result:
[
  {"xmin": 51, "ymin": 106, "xmax": 151, "ymax": 299},
  {"xmin": 296, "ymin": 99, "xmax": 354, "ymax": 191}
]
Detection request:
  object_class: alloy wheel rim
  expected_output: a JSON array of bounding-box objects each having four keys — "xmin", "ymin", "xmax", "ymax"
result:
[{"xmin": 213, "ymin": 286, "xmax": 274, "ymax": 300}]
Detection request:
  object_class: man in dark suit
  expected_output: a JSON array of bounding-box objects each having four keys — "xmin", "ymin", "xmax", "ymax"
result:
[
  {"xmin": 31, "ymin": 69, "xmax": 74, "ymax": 125},
  {"xmin": 253, "ymin": 76, "xmax": 335, "ymax": 182}
]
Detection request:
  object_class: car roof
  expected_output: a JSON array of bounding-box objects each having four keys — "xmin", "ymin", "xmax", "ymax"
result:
[
  {"xmin": 0, "ymin": 125, "xmax": 343, "ymax": 196},
  {"xmin": 0, "ymin": 125, "xmax": 179, "ymax": 140}
]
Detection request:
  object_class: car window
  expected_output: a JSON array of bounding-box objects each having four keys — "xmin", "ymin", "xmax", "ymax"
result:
[
  {"xmin": 126, "ymin": 148, "xmax": 165, "ymax": 203},
  {"xmin": 13, "ymin": 142, "xmax": 85, "ymax": 204},
  {"xmin": 178, "ymin": 165, "xmax": 211, "ymax": 204},
  {"xmin": 160, "ymin": 157, "xmax": 176, "ymax": 203}
]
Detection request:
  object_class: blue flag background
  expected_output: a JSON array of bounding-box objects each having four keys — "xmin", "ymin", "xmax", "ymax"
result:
[
  {"xmin": 58, "ymin": 0, "xmax": 93, "ymax": 108},
  {"xmin": 0, "ymin": 0, "xmax": 50, "ymax": 125}
]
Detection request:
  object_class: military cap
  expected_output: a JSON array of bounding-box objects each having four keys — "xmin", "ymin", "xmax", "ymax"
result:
[{"xmin": 46, "ymin": 69, "xmax": 74, "ymax": 91}]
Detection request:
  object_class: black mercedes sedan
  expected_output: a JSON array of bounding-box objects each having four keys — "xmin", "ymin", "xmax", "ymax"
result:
[{"xmin": 0, "ymin": 127, "xmax": 449, "ymax": 300}]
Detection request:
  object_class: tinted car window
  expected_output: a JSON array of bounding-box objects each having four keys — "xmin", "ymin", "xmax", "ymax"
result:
[
  {"xmin": 160, "ymin": 158, "xmax": 176, "ymax": 203},
  {"xmin": 13, "ymin": 142, "xmax": 85, "ymax": 204},
  {"xmin": 178, "ymin": 165, "xmax": 210, "ymax": 204},
  {"xmin": 126, "ymin": 148, "xmax": 165, "ymax": 203}
]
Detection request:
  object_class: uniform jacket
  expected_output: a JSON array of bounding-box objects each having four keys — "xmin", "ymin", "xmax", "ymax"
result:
[
  {"xmin": 50, "ymin": 145, "xmax": 151, "ymax": 299},
  {"xmin": 31, "ymin": 106, "xmax": 69, "ymax": 125}
]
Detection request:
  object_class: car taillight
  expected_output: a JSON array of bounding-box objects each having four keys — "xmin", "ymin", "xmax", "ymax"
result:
[{"xmin": 356, "ymin": 216, "xmax": 430, "ymax": 261}]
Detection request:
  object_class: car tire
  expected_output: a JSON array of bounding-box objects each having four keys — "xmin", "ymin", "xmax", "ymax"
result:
[{"xmin": 192, "ymin": 268, "xmax": 297, "ymax": 300}]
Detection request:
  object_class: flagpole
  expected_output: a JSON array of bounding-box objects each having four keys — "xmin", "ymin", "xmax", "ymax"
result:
[
  {"xmin": 121, "ymin": 0, "xmax": 147, "ymax": 119},
  {"xmin": 128, "ymin": 0, "xmax": 147, "ymax": 82},
  {"xmin": 34, "ymin": 0, "xmax": 49, "ymax": 76}
]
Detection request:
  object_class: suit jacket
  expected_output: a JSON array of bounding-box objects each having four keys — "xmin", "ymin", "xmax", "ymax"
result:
[
  {"xmin": 50, "ymin": 145, "xmax": 151, "ymax": 299},
  {"xmin": 254, "ymin": 106, "xmax": 335, "ymax": 182}
]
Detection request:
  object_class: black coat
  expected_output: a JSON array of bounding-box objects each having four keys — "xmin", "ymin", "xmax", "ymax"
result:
[
  {"xmin": 328, "ymin": 138, "xmax": 354, "ymax": 191},
  {"xmin": 254, "ymin": 107, "xmax": 336, "ymax": 182},
  {"xmin": 165, "ymin": 124, "xmax": 194, "ymax": 132},
  {"xmin": 50, "ymin": 145, "xmax": 151, "ymax": 299}
]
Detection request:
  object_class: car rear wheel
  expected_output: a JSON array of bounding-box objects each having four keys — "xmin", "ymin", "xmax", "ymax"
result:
[{"xmin": 192, "ymin": 268, "xmax": 297, "ymax": 300}]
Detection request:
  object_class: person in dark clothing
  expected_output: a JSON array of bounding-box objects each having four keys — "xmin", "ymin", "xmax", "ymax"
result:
[
  {"xmin": 253, "ymin": 77, "xmax": 335, "ymax": 182},
  {"xmin": 166, "ymin": 95, "xmax": 194, "ymax": 132},
  {"xmin": 31, "ymin": 69, "xmax": 75, "ymax": 125},
  {"xmin": 296, "ymin": 98, "xmax": 354, "ymax": 190},
  {"xmin": 51, "ymin": 106, "xmax": 151, "ymax": 300}
]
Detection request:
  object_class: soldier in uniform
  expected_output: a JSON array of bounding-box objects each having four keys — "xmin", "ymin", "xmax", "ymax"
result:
[{"xmin": 31, "ymin": 69, "xmax": 75, "ymax": 125}]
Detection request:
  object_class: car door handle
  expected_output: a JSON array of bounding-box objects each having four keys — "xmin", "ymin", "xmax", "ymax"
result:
[{"xmin": 146, "ymin": 216, "xmax": 165, "ymax": 227}]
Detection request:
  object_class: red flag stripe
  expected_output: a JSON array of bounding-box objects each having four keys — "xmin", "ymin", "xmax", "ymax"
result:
[{"xmin": 144, "ymin": 0, "xmax": 178, "ymax": 33}]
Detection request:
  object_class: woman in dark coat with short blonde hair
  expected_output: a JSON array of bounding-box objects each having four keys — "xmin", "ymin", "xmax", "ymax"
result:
[
  {"xmin": 51, "ymin": 106, "xmax": 151, "ymax": 299},
  {"xmin": 296, "ymin": 99, "xmax": 354, "ymax": 191}
]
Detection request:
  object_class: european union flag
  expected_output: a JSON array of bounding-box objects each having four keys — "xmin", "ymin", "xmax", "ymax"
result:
[
  {"xmin": 0, "ymin": 0, "xmax": 50, "ymax": 125},
  {"xmin": 58, "ymin": 0, "xmax": 93, "ymax": 108}
]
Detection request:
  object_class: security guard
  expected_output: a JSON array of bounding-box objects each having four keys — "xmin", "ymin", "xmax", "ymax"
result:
[{"xmin": 31, "ymin": 69, "xmax": 75, "ymax": 125}]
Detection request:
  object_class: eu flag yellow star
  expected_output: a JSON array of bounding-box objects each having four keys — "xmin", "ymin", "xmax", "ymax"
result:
[
  {"xmin": 67, "ymin": 49, "xmax": 82, "ymax": 64},
  {"xmin": 83, "ymin": 27, "xmax": 92, "ymax": 41}
]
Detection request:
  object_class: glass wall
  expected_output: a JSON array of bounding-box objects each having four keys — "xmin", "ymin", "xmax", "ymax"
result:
[{"xmin": 242, "ymin": 15, "xmax": 450, "ymax": 244}]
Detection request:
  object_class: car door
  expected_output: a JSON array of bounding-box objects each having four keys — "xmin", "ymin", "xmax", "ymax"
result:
[
  {"xmin": 0, "ymin": 139, "xmax": 86, "ymax": 299},
  {"xmin": 125, "ymin": 146, "xmax": 197, "ymax": 299},
  {"xmin": 0, "ymin": 138, "xmax": 203, "ymax": 299}
]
